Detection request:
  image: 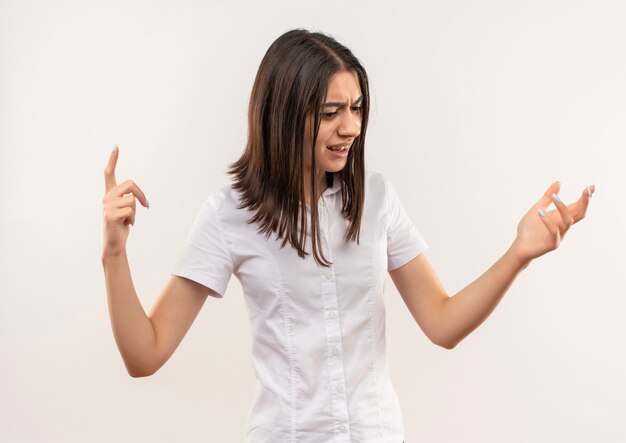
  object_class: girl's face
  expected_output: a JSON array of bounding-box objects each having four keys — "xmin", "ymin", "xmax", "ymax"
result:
[{"xmin": 304, "ymin": 69, "xmax": 363, "ymax": 185}]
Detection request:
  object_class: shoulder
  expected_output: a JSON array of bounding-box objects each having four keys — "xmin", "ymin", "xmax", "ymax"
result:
[
  {"xmin": 365, "ymin": 168, "xmax": 390, "ymax": 187},
  {"xmin": 364, "ymin": 169, "xmax": 390, "ymax": 201},
  {"xmin": 203, "ymin": 184, "xmax": 238, "ymax": 208},
  {"xmin": 363, "ymin": 170, "xmax": 411, "ymax": 218},
  {"xmin": 201, "ymin": 183, "xmax": 251, "ymax": 227}
]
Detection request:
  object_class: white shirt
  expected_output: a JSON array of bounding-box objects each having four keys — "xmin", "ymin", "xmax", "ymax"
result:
[{"xmin": 172, "ymin": 170, "xmax": 428, "ymax": 443}]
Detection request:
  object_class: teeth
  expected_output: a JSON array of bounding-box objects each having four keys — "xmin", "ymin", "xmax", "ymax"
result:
[{"xmin": 329, "ymin": 145, "xmax": 347, "ymax": 151}]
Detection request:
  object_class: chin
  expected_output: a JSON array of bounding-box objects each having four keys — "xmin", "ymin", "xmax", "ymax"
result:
[{"xmin": 323, "ymin": 163, "xmax": 347, "ymax": 173}]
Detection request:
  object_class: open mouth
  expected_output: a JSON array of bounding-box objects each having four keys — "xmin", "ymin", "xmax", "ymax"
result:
[{"xmin": 327, "ymin": 144, "xmax": 349, "ymax": 152}]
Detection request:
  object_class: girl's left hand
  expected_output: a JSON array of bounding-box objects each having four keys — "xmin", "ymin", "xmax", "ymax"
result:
[{"xmin": 511, "ymin": 181, "xmax": 595, "ymax": 265}]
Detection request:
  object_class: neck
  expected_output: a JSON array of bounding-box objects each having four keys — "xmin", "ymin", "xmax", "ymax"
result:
[{"xmin": 303, "ymin": 171, "xmax": 330, "ymax": 207}]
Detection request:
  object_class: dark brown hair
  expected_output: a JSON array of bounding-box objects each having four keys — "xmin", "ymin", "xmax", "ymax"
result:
[{"xmin": 227, "ymin": 28, "xmax": 370, "ymax": 267}]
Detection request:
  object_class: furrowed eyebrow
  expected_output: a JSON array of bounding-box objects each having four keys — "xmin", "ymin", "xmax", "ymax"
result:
[{"xmin": 322, "ymin": 95, "xmax": 364, "ymax": 108}]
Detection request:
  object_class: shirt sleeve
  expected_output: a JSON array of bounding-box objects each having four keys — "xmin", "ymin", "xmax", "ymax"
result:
[
  {"xmin": 171, "ymin": 192, "xmax": 234, "ymax": 298},
  {"xmin": 384, "ymin": 175, "xmax": 429, "ymax": 271}
]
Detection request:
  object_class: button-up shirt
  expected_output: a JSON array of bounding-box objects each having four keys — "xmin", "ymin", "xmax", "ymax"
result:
[{"xmin": 172, "ymin": 170, "xmax": 428, "ymax": 442}]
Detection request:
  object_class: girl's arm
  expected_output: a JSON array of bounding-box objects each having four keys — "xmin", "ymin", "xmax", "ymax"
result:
[
  {"xmin": 102, "ymin": 146, "xmax": 215, "ymax": 377},
  {"xmin": 102, "ymin": 250, "xmax": 213, "ymax": 377},
  {"xmin": 390, "ymin": 181, "xmax": 594, "ymax": 349}
]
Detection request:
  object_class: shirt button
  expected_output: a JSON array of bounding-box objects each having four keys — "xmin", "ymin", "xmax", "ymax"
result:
[
  {"xmin": 327, "ymin": 311, "xmax": 337, "ymax": 319},
  {"xmin": 324, "ymin": 270, "xmax": 333, "ymax": 280},
  {"xmin": 336, "ymin": 384, "xmax": 345, "ymax": 394},
  {"xmin": 338, "ymin": 424, "xmax": 347, "ymax": 432},
  {"xmin": 331, "ymin": 346, "xmax": 340, "ymax": 356}
]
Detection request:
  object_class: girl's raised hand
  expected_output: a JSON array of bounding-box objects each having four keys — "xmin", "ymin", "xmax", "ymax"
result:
[
  {"xmin": 511, "ymin": 181, "xmax": 595, "ymax": 265},
  {"xmin": 102, "ymin": 145, "xmax": 150, "ymax": 256}
]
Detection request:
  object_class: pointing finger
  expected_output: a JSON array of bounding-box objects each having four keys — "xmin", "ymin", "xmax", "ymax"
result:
[{"xmin": 104, "ymin": 143, "xmax": 119, "ymax": 192}]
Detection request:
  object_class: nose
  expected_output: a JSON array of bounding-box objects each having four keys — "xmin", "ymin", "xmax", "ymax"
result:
[{"xmin": 337, "ymin": 110, "xmax": 361, "ymax": 139}]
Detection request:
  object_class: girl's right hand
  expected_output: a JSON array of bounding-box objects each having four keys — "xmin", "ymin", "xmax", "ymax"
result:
[{"xmin": 102, "ymin": 145, "xmax": 150, "ymax": 256}]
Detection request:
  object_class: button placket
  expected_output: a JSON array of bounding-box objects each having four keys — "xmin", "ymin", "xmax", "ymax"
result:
[{"xmin": 319, "ymin": 194, "xmax": 350, "ymax": 439}]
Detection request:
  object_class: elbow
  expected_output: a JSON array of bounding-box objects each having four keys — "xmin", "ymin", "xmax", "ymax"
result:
[
  {"xmin": 128, "ymin": 368, "xmax": 155, "ymax": 378},
  {"xmin": 432, "ymin": 334, "xmax": 457, "ymax": 350},
  {"xmin": 438, "ymin": 340, "xmax": 457, "ymax": 350},
  {"xmin": 434, "ymin": 299, "xmax": 457, "ymax": 350},
  {"xmin": 126, "ymin": 363, "xmax": 157, "ymax": 378},
  {"xmin": 125, "ymin": 352, "xmax": 165, "ymax": 377}
]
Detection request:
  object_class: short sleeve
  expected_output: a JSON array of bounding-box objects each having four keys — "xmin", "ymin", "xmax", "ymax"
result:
[
  {"xmin": 384, "ymin": 176, "xmax": 429, "ymax": 271},
  {"xmin": 171, "ymin": 192, "xmax": 234, "ymax": 298}
]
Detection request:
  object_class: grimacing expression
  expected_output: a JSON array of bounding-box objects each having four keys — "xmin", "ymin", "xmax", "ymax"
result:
[{"xmin": 304, "ymin": 70, "xmax": 363, "ymax": 181}]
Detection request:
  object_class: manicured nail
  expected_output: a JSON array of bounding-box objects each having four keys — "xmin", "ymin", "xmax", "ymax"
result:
[
  {"xmin": 112, "ymin": 143, "xmax": 118, "ymax": 153},
  {"xmin": 551, "ymin": 194, "xmax": 561, "ymax": 204},
  {"xmin": 586, "ymin": 186, "xmax": 591, "ymax": 198},
  {"xmin": 146, "ymin": 199, "xmax": 150, "ymax": 209},
  {"xmin": 537, "ymin": 208, "xmax": 546, "ymax": 218}
]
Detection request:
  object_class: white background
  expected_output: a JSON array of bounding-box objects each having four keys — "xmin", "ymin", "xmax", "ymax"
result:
[{"xmin": 1, "ymin": 0, "xmax": 625, "ymax": 441}]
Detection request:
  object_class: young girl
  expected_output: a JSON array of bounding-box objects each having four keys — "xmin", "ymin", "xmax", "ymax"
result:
[{"xmin": 101, "ymin": 28, "xmax": 595, "ymax": 443}]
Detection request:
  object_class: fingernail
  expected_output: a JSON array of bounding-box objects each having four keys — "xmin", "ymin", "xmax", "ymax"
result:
[
  {"xmin": 586, "ymin": 186, "xmax": 591, "ymax": 198},
  {"xmin": 146, "ymin": 199, "xmax": 150, "ymax": 209},
  {"xmin": 111, "ymin": 143, "xmax": 118, "ymax": 153},
  {"xmin": 551, "ymin": 194, "xmax": 561, "ymax": 204},
  {"xmin": 537, "ymin": 208, "xmax": 546, "ymax": 218}
]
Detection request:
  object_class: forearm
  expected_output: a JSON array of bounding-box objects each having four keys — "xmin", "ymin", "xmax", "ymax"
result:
[
  {"xmin": 438, "ymin": 243, "xmax": 530, "ymax": 349},
  {"xmin": 101, "ymin": 250, "xmax": 158, "ymax": 376}
]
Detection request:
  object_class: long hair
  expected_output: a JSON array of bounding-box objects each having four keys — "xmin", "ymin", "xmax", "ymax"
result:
[{"xmin": 226, "ymin": 28, "xmax": 370, "ymax": 267}]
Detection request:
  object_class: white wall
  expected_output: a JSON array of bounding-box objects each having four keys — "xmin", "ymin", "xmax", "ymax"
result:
[{"xmin": 1, "ymin": 0, "xmax": 624, "ymax": 441}]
